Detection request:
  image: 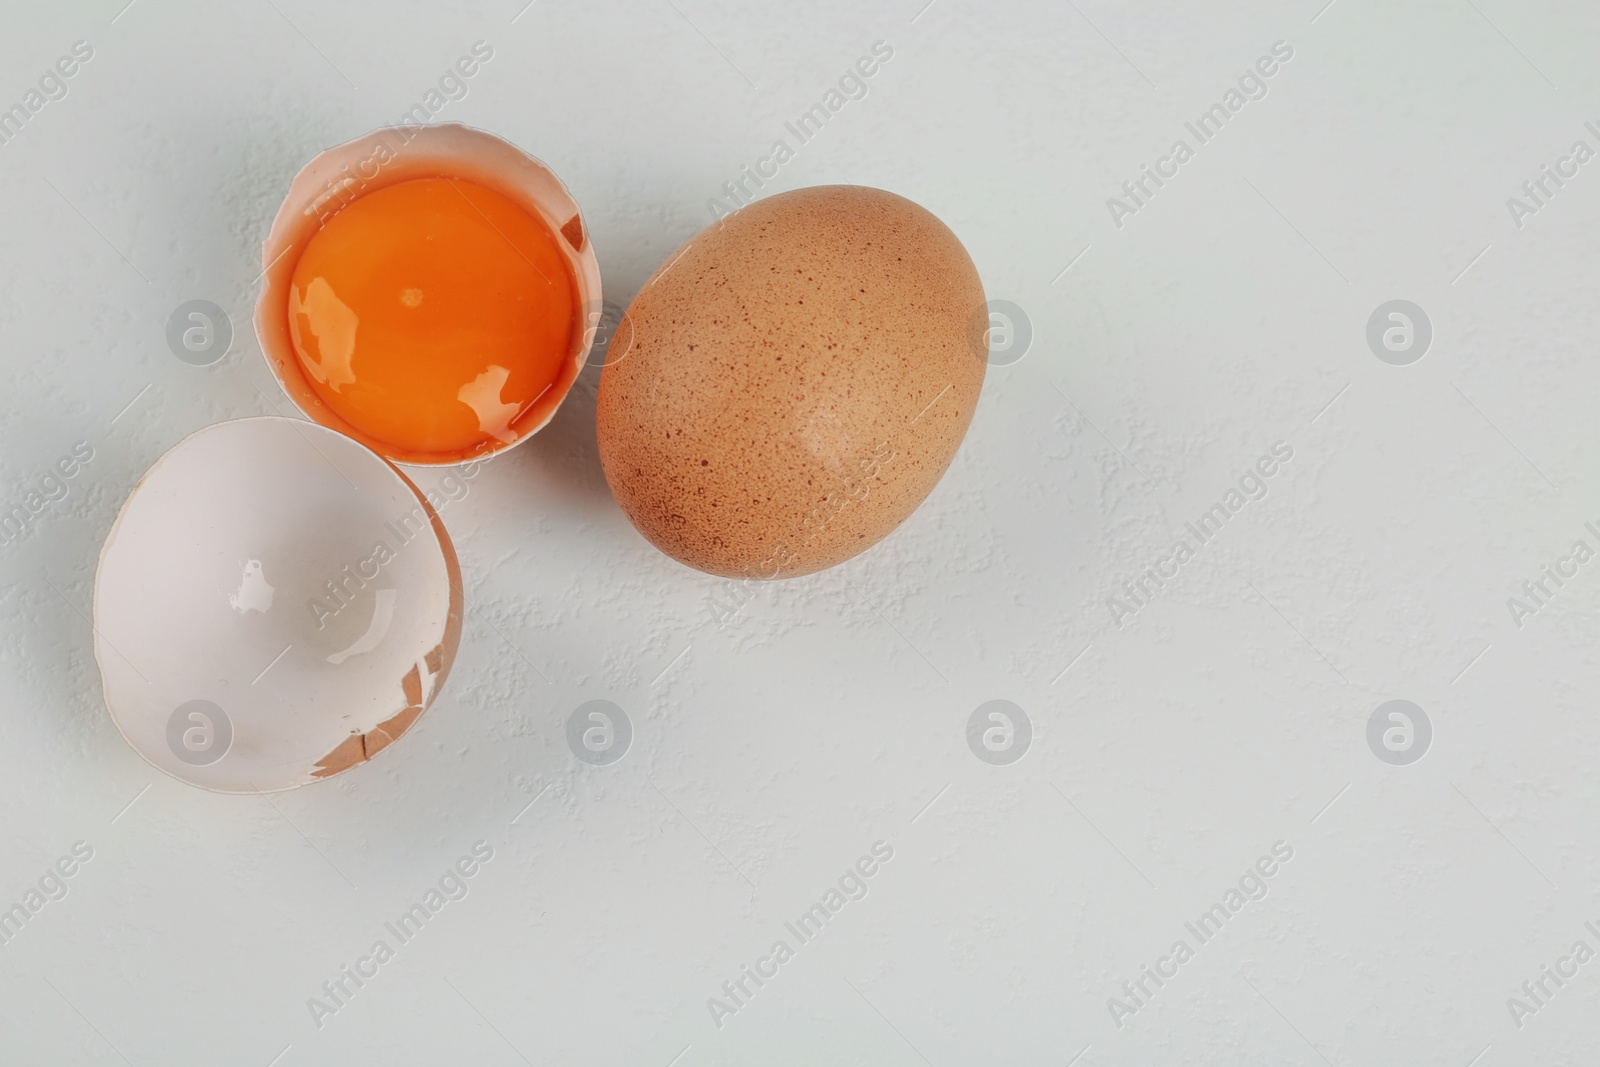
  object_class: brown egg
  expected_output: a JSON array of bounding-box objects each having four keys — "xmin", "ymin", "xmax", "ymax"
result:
[{"xmin": 596, "ymin": 185, "xmax": 987, "ymax": 579}]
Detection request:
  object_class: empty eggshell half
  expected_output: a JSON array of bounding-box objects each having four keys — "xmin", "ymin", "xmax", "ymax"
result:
[
  {"xmin": 254, "ymin": 122, "xmax": 603, "ymax": 466},
  {"xmin": 93, "ymin": 417, "xmax": 462, "ymax": 792}
]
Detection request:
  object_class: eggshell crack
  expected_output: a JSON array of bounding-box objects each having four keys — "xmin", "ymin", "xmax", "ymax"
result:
[{"xmin": 310, "ymin": 641, "xmax": 444, "ymax": 777}]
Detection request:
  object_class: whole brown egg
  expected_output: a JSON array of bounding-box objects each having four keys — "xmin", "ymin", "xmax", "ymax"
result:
[{"xmin": 596, "ymin": 185, "xmax": 987, "ymax": 579}]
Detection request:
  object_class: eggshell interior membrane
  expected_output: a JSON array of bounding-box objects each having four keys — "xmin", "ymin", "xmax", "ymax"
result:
[
  {"xmin": 93, "ymin": 417, "xmax": 462, "ymax": 793},
  {"xmin": 596, "ymin": 185, "xmax": 987, "ymax": 579},
  {"xmin": 254, "ymin": 122, "xmax": 602, "ymax": 466}
]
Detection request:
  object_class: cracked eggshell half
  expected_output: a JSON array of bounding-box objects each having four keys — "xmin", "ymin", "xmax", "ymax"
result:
[
  {"xmin": 254, "ymin": 122, "xmax": 602, "ymax": 466},
  {"xmin": 93, "ymin": 417, "xmax": 462, "ymax": 793}
]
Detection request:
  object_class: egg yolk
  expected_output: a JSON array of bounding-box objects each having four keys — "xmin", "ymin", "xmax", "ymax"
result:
[{"xmin": 287, "ymin": 176, "xmax": 575, "ymax": 456}]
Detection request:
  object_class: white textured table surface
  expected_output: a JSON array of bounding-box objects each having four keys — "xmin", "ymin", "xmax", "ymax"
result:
[{"xmin": 2, "ymin": 1, "xmax": 1598, "ymax": 1064}]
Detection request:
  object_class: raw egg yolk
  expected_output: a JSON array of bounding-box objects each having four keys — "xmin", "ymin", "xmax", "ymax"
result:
[{"xmin": 287, "ymin": 176, "xmax": 576, "ymax": 456}]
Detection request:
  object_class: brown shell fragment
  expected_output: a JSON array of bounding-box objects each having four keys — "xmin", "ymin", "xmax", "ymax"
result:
[
  {"xmin": 402, "ymin": 663, "xmax": 423, "ymax": 708},
  {"xmin": 365, "ymin": 705, "xmax": 423, "ymax": 758},
  {"xmin": 311, "ymin": 733, "xmax": 367, "ymax": 778},
  {"xmin": 561, "ymin": 213, "xmax": 585, "ymax": 252}
]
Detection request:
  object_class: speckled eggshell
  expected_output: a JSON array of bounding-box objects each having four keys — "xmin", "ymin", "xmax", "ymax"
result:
[{"xmin": 596, "ymin": 185, "xmax": 986, "ymax": 579}]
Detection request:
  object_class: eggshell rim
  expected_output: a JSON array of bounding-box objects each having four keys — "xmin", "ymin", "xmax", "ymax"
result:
[
  {"xmin": 92, "ymin": 416, "xmax": 464, "ymax": 794},
  {"xmin": 253, "ymin": 122, "xmax": 603, "ymax": 467}
]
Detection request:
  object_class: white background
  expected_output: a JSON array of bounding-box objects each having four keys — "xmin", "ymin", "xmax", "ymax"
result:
[{"xmin": 1, "ymin": 0, "xmax": 1598, "ymax": 1063}]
